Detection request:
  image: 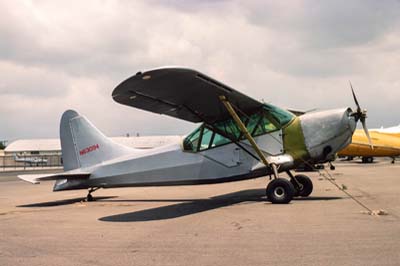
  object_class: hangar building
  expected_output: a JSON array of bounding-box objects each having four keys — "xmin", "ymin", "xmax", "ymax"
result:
[
  {"xmin": 2, "ymin": 136, "xmax": 181, "ymax": 169},
  {"xmin": 4, "ymin": 136, "xmax": 181, "ymax": 156}
]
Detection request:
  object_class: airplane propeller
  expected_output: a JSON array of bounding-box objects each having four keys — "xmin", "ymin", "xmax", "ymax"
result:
[{"xmin": 350, "ymin": 81, "xmax": 374, "ymax": 149}]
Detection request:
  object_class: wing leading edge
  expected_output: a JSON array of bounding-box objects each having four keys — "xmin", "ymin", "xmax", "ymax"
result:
[{"xmin": 112, "ymin": 67, "xmax": 263, "ymax": 123}]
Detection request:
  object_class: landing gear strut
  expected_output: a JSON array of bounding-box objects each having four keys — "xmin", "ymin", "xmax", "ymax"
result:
[
  {"xmin": 391, "ymin": 157, "xmax": 396, "ymax": 164},
  {"xmin": 286, "ymin": 171, "xmax": 313, "ymax": 197},
  {"xmin": 86, "ymin": 187, "xmax": 100, "ymax": 202},
  {"xmin": 219, "ymin": 95, "xmax": 295, "ymax": 204}
]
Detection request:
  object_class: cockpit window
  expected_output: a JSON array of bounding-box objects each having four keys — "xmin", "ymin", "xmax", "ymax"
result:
[
  {"xmin": 263, "ymin": 104, "xmax": 294, "ymax": 126},
  {"xmin": 210, "ymin": 133, "xmax": 230, "ymax": 148},
  {"xmin": 183, "ymin": 126, "xmax": 202, "ymax": 151},
  {"xmin": 183, "ymin": 104, "xmax": 294, "ymax": 152},
  {"xmin": 199, "ymin": 127, "xmax": 213, "ymax": 151}
]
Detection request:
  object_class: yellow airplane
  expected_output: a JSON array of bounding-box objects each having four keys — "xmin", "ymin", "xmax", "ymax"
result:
[{"xmin": 338, "ymin": 125, "xmax": 400, "ymax": 163}]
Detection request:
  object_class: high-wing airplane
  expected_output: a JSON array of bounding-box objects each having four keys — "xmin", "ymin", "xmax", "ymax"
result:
[
  {"xmin": 338, "ymin": 126, "xmax": 400, "ymax": 163},
  {"xmin": 14, "ymin": 154, "xmax": 48, "ymax": 166},
  {"xmin": 19, "ymin": 68, "xmax": 371, "ymax": 204}
]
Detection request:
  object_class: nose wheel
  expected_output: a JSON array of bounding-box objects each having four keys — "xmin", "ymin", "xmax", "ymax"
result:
[{"xmin": 266, "ymin": 178, "xmax": 295, "ymax": 204}]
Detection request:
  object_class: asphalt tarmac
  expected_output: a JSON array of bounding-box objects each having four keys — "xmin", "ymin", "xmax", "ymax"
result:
[{"xmin": 0, "ymin": 159, "xmax": 399, "ymax": 266}]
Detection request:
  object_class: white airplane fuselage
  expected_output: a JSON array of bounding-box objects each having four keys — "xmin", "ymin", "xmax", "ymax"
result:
[{"xmin": 53, "ymin": 108, "xmax": 356, "ymax": 191}]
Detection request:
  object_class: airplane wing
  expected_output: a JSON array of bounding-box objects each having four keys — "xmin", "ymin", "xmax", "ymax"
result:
[
  {"xmin": 112, "ymin": 67, "xmax": 263, "ymax": 123},
  {"xmin": 18, "ymin": 172, "xmax": 91, "ymax": 184}
]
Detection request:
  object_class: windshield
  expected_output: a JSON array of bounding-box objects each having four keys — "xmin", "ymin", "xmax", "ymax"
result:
[{"xmin": 183, "ymin": 104, "xmax": 294, "ymax": 152}]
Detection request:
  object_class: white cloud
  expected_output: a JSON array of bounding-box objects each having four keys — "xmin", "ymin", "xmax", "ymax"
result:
[{"xmin": 0, "ymin": 0, "xmax": 399, "ymax": 140}]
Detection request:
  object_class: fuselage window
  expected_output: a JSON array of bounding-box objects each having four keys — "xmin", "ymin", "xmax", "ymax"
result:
[
  {"xmin": 199, "ymin": 127, "xmax": 214, "ymax": 151},
  {"xmin": 210, "ymin": 132, "xmax": 230, "ymax": 148},
  {"xmin": 183, "ymin": 126, "xmax": 202, "ymax": 152},
  {"xmin": 263, "ymin": 104, "xmax": 294, "ymax": 126},
  {"xmin": 183, "ymin": 104, "xmax": 294, "ymax": 152}
]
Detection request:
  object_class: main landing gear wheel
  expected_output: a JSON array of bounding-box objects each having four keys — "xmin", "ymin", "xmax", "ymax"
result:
[
  {"xmin": 86, "ymin": 193, "xmax": 94, "ymax": 202},
  {"xmin": 291, "ymin": 174, "xmax": 313, "ymax": 197},
  {"xmin": 266, "ymin": 178, "xmax": 295, "ymax": 204},
  {"xmin": 362, "ymin": 157, "xmax": 374, "ymax": 163},
  {"xmin": 86, "ymin": 187, "xmax": 100, "ymax": 202}
]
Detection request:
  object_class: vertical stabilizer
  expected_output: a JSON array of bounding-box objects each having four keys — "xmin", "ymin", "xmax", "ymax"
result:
[{"xmin": 60, "ymin": 110, "xmax": 133, "ymax": 171}]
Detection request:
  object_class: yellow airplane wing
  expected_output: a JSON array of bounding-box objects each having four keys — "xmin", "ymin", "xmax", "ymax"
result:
[{"xmin": 339, "ymin": 130, "xmax": 400, "ymax": 157}]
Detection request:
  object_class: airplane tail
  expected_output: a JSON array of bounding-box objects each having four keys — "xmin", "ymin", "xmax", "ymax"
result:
[{"xmin": 60, "ymin": 110, "xmax": 134, "ymax": 171}]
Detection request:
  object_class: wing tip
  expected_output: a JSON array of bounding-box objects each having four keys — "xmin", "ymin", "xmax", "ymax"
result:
[{"xmin": 18, "ymin": 175, "xmax": 40, "ymax": 184}]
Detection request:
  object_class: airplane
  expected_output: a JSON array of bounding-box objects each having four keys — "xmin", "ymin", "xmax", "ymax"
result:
[
  {"xmin": 14, "ymin": 154, "xmax": 48, "ymax": 166},
  {"xmin": 338, "ymin": 125, "xmax": 400, "ymax": 164},
  {"xmin": 18, "ymin": 67, "xmax": 371, "ymax": 204}
]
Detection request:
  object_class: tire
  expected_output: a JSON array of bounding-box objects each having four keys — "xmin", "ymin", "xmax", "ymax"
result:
[
  {"xmin": 87, "ymin": 194, "xmax": 94, "ymax": 202},
  {"xmin": 266, "ymin": 178, "xmax": 295, "ymax": 204},
  {"xmin": 362, "ymin": 157, "xmax": 374, "ymax": 163},
  {"xmin": 291, "ymin": 174, "xmax": 313, "ymax": 197}
]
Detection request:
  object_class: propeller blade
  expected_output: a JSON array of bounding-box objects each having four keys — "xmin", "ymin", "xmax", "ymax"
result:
[
  {"xmin": 350, "ymin": 81, "xmax": 361, "ymax": 113},
  {"xmin": 361, "ymin": 118, "xmax": 374, "ymax": 150}
]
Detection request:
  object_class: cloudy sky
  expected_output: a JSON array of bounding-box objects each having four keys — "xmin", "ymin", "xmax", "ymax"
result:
[{"xmin": 1, "ymin": 0, "xmax": 400, "ymax": 140}]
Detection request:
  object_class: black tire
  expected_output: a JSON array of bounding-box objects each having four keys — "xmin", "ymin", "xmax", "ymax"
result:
[
  {"xmin": 291, "ymin": 174, "xmax": 313, "ymax": 197},
  {"xmin": 362, "ymin": 157, "xmax": 374, "ymax": 163},
  {"xmin": 87, "ymin": 194, "xmax": 94, "ymax": 202},
  {"xmin": 266, "ymin": 178, "xmax": 295, "ymax": 204}
]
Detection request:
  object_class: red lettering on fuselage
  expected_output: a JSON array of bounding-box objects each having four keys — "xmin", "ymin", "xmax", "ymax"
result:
[{"xmin": 79, "ymin": 144, "xmax": 100, "ymax": 156}]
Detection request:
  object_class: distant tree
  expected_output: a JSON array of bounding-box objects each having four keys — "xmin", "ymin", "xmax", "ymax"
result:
[{"xmin": 0, "ymin": 142, "xmax": 5, "ymax": 150}]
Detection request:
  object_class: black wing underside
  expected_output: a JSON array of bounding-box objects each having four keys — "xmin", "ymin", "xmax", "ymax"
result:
[{"xmin": 112, "ymin": 67, "xmax": 263, "ymax": 123}]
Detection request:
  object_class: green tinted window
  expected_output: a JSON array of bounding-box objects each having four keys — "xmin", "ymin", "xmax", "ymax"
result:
[
  {"xmin": 246, "ymin": 115, "xmax": 260, "ymax": 135},
  {"xmin": 214, "ymin": 119, "xmax": 242, "ymax": 140},
  {"xmin": 199, "ymin": 128, "xmax": 213, "ymax": 151},
  {"xmin": 210, "ymin": 133, "xmax": 230, "ymax": 148},
  {"xmin": 183, "ymin": 104, "xmax": 293, "ymax": 152},
  {"xmin": 263, "ymin": 104, "xmax": 294, "ymax": 126},
  {"xmin": 183, "ymin": 126, "xmax": 201, "ymax": 152},
  {"xmin": 253, "ymin": 115, "xmax": 278, "ymax": 136}
]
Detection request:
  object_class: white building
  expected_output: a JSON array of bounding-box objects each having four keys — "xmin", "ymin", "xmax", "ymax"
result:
[{"xmin": 4, "ymin": 136, "xmax": 182, "ymax": 156}]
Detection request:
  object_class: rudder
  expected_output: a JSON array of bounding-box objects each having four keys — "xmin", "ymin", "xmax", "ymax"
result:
[{"xmin": 60, "ymin": 110, "xmax": 133, "ymax": 171}]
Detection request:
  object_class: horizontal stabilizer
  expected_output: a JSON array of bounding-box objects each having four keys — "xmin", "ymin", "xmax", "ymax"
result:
[{"xmin": 18, "ymin": 172, "xmax": 90, "ymax": 184}]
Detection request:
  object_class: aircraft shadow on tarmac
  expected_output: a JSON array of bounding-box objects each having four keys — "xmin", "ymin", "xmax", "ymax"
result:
[
  {"xmin": 17, "ymin": 196, "xmax": 117, "ymax": 207},
  {"xmin": 99, "ymin": 189, "xmax": 342, "ymax": 222}
]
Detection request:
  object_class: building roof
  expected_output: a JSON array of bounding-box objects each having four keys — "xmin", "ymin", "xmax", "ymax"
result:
[
  {"xmin": 5, "ymin": 139, "xmax": 61, "ymax": 152},
  {"xmin": 5, "ymin": 136, "xmax": 182, "ymax": 152}
]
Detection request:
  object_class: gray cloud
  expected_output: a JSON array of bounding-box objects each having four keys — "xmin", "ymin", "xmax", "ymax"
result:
[{"xmin": 0, "ymin": 0, "xmax": 399, "ymax": 140}]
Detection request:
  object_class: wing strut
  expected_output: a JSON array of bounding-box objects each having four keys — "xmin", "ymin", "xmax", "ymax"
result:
[{"xmin": 219, "ymin": 95, "xmax": 279, "ymax": 178}]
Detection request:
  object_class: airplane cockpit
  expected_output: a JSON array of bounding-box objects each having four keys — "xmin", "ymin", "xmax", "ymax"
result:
[{"xmin": 183, "ymin": 104, "xmax": 295, "ymax": 152}]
